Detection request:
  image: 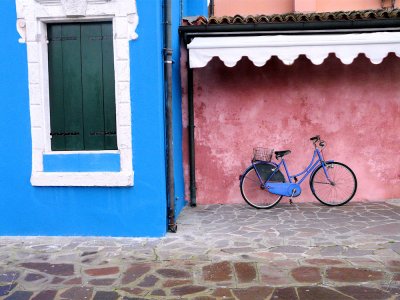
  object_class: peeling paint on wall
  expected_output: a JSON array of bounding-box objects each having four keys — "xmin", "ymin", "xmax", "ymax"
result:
[
  {"xmin": 213, "ymin": 0, "xmax": 400, "ymax": 16},
  {"xmin": 182, "ymin": 53, "xmax": 400, "ymax": 204}
]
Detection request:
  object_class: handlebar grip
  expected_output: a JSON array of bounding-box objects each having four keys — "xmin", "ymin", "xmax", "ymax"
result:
[{"xmin": 310, "ymin": 135, "xmax": 320, "ymax": 141}]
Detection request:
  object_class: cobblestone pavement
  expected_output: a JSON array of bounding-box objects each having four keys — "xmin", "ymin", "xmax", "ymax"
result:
[{"xmin": 1, "ymin": 201, "xmax": 400, "ymax": 299}]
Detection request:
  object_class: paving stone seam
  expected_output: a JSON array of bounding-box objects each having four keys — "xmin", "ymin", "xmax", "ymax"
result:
[
  {"xmin": 1, "ymin": 203, "xmax": 399, "ymax": 299},
  {"xmin": 1, "ymin": 285, "xmax": 397, "ymax": 300}
]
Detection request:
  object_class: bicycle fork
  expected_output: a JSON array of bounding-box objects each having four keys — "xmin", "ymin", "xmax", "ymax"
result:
[{"xmin": 321, "ymin": 162, "xmax": 335, "ymax": 186}]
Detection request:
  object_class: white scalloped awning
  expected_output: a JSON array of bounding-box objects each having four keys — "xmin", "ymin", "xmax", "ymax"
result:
[{"xmin": 187, "ymin": 32, "xmax": 400, "ymax": 68}]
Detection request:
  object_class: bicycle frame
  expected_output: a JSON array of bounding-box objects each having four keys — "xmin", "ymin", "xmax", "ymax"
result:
[
  {"xmin": 241, "ymin": 137, "xmax": 357, "ymax": 208},
  {"xmin": 253, "ymin": 148, "xmax": 334, "ymax": 186}
]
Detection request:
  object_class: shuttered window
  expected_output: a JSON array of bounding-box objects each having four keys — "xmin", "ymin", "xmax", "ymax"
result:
[{"xmin": 48, "ymin": 22, "xmax": 117, "ymax": 151}]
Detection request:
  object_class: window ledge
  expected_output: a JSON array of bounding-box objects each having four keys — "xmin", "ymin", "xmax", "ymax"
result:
[
  {"xmin": 44, "ymin": 150, "xmax": 120, "ymax": 155},
  {"xmin": 31, "ymin": 171, "xmax": 134, "ymax": 187}
]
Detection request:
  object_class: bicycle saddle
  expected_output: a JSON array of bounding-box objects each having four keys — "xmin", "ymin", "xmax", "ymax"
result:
[{"xmin": 275, "ymin": 150, "xmax": 291, "ymax": 158}]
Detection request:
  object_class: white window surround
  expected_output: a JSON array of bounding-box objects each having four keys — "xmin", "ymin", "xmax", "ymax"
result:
[{"xmin": 15, "ymin": 0, "xmax": 139, "ymax": 186}]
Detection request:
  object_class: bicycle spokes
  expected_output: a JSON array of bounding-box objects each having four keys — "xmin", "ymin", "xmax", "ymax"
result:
[
  {"xmin": 240, "ymin": 164, "xmax": 284, "ymax": 209},
  {"xmin": 310, "ymin": 162, "xmax": 357, "ymax": 206}
]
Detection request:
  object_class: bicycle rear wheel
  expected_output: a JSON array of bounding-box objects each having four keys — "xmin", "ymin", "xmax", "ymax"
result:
[
  {"xmin": 240, "ymin": 162, "xmax": 285, "ymax": 209},
  {"xmin": 310, "ymin": 162, "xmax": 357, "ymax": 206}
]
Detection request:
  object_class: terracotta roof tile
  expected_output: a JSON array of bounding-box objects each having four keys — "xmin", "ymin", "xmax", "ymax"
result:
[{"xmin": 182, "ymin": 8, "xmax": 400, "ymax": 26}]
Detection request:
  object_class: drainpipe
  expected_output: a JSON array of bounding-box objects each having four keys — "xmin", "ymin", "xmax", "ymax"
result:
[
  {"xmin": 187, "ymin": 67, "xmax": 196, "ymax": 207},
  {"xmin": 164, "ymin": 0, "xmax": 176, "ymax": 232},
  {"xmin": 209, "ymin": 0, "xmax": 215, "ymax": 17}
]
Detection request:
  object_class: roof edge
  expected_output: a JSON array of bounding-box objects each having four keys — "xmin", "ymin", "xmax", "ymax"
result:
[{"xmin": 179, "ymin": 8, "xmax": 400, "ymax": 37}]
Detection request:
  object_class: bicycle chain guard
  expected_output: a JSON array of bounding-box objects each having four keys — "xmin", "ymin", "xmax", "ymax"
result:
[{"xmin": 265, "ymin": 182, "xmax": 302, "ymax": 197}]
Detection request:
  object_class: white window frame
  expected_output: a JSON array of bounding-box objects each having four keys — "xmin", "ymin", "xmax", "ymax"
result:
[{"xmin": 15, "ymin": 0, "xmax": 138, "ymax": 186}]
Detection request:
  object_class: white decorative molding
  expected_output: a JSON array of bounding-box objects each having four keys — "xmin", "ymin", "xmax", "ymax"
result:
[
  {"xmin": 31, "ymin": 171, "xmax": 134, "ymax": 186},
  {"xmin": 16, "ymin": 19, "xmax": 26, "ymax": 43},
  {"xmin": 15, "ymin": 0, "xmax": 138, "ymax": 186},
  {"xmin": 127, "ymin": 13, "xmax": 139, "ymax": 40},
  {"xmin": 16, "ymin": 0, "xmax": 139, "ymax": 43},
  {"xmin": 34, "ymin": 0, "xmax": 60, "ymax": 5},
  {"xmin": 60, "ymin": 0, "xmax": 88, "ymax": 16}
]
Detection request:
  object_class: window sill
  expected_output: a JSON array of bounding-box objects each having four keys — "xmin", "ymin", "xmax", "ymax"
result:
[{"xmin": 31, "ymin": 171, "xmax": 134, "ymax": 187}]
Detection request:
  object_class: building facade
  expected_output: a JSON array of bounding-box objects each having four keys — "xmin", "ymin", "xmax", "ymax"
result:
[
  {"xmin": 181, "ymin": 0, "xmax": 400, "ymax": 205},
  {"xmin": 0, "ymin": 0, "xmax": 207, "ymax": 237},
  {"xmin": 2, "ymin": 0, "xmax": 399, "ymax": 236}
]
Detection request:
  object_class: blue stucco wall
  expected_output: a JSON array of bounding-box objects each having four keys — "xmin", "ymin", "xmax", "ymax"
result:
[
  {"xmin": 172, "ymin": 0, "xmax": 186, "ymax": 216},
  {"xmin": 0, "ymin": 1, "xmax": 167, "ymax": 237},
  {"xmin": 43, "ymin": 153, "xmax": 121, "ymax": 172},
  {"xmin": 0, "ymin": 0, "xmax": 207, "ymax": 237},
  {"xmin": 184, "ymin": 0, "xmax": 209, "ymax": 16}
]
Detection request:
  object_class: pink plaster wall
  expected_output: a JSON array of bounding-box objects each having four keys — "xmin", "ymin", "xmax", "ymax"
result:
[
  {"xmin": 316, "ymin": 0, "xmax": 397, "ymax": 12},
  {"xmin": 213, "ymin": 0, "xmax": 293, "ymax": 16},
  {"xmin": 294, "ymin": 0, "xmax": 316, "ymax": 13},
  {"xmin": 181, "ymin": 52, "xmax": 400, "ymax": 204},
  {"xmin": 213, "ymin": 0, "xmax": 399, "ymax": 16}
]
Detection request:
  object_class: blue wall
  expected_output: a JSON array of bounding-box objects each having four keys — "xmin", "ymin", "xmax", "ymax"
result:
[
  {"xmin": 184, "ymin": 0, "xmax": 209, "ymax": 16},
  {"xmin": 0, "ymin": 0, "xmax": 207, "ymax": 237},
  {"xmin": 172, "ymin": 0, "xmax": 186, "ymax": 216},
  {"xmin": 0, "ymin": 1, "xmax": 167, "ymax": 237}
]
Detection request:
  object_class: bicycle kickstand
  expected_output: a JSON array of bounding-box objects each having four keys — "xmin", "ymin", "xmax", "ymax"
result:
[{"xmin": 289, "ymin": 189, "xmax": 297, "ymax": 206}]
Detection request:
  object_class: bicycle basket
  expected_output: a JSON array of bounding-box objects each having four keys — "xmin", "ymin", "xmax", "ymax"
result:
[{"xmin": 253, "ymin": 147, "xmax": 274, "ymax": 162}]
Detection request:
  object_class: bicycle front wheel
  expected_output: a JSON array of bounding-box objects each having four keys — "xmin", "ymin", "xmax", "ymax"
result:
[
  {"xmin": 240, "ymin": 163, "xmax": 285, "ymax": 209},
  {"xmin": 310, "ymin": 162, "xmax": 357, "ymax": 206}
]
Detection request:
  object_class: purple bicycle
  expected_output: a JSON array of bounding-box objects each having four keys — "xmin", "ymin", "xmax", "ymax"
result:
[{"xmin": 239, "ymin": 135, "xmax": 357, "ymax": 209}]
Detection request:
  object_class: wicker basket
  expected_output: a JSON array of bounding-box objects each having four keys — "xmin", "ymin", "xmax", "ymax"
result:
[{"xmin": 253, "ymin": 147, "xmax": 274, "ymax": 162}]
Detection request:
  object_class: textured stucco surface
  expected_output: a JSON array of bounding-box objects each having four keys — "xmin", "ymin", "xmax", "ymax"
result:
[
  {"xmin": 182, "ymin": 53, "xmax": 400, "ymax": 204},
  {"xmin": 214, "ymin": 0, "xmax": 293, "ymax": 16},
  {"xmin": 213, "ymin": 0, "xmax": 399, "ymax": 16},
  {"xmin": 0, "ymin": 1, "xmax": 169, "ymax": 236}
]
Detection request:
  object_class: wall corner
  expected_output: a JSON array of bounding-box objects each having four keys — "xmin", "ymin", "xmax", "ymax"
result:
[{"xmin": 183, "ymin": 0, "xmax": 208, "ymax": 17}]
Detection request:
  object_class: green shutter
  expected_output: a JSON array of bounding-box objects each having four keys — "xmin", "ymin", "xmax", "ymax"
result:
[
  {"xmin": 102, "ymin": 23, "xmax": 118, "ymax": 150},
  {"xmin": 81, "ymin": 23, "xmax": 105, "ymax": 150},
  {"xmin": 48, "ymin": 24, "xmax": 65, "ymax": 151},
  {"xmin": 62, "ymin": 24, "xmax": 84, "ymax": 151},
  {"xmin": 48, "ymin": 22, "xmax": 117, "ymax": 151}
]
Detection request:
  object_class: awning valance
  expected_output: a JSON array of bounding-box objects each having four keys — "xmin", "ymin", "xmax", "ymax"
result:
[{"xmin": 187, "ymin": 32, "xmax": 400, "ymax": 68}]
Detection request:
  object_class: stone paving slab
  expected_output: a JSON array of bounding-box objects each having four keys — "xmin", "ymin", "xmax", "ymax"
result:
[{"xmin": 0, "ymin": 202, "xmax": 400, "ymax": 299}]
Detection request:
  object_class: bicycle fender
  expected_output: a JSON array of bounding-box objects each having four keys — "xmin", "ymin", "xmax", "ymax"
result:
[{"xmin": 239, "ymin": 161, "xmax": 280, "ymax": 182}]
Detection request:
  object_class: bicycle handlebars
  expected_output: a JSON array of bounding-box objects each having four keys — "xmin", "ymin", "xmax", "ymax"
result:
[
  {"xmin": 310, "ymin": 135, "xmax": 326, "ymax": 149},
  {"xmin": 310, "ymin": 135, "xmax": 320, "ymax": 142}
]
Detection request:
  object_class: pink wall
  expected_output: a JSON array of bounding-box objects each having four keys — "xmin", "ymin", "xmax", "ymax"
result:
[
  {"xmin": 316, "ymin": 0, "xmax": 395, "ymax": 12},
  {"xmin": 294, "ymin": 0, "xmax": 316, "ymax": 13},
  {"xmin": 181, "ymin": 53, "xmax": 400, "ymax": 204},
  {"xmin": 214, "ymin": 0, "xmax": 293, "ymax": 16},
  {"xmin": 214, "ymin": 0, "xmax": 398, "ymax": 16}
]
